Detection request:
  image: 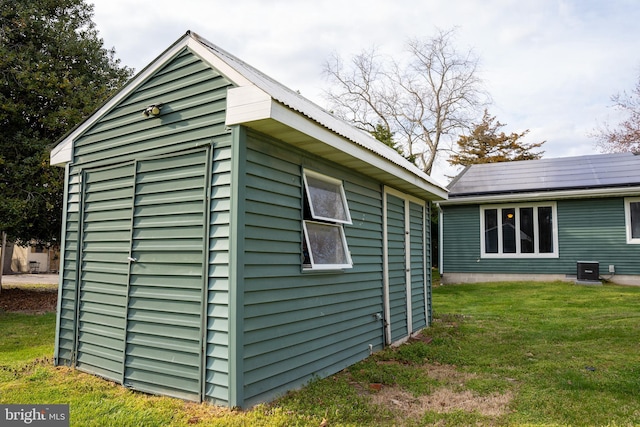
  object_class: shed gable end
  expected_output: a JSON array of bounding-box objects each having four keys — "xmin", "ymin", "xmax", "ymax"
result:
[{"xmin": 72, "ymin": 47, "xmax": 235, "ymax": 167}]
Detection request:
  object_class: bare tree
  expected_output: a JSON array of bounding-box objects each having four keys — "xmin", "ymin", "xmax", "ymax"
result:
[
  {"xmin": 323, "ymin": 28, "xmax": 489, "ymax": 175},
  {"xmin": 592, "ymin": 77, "xmax": 640, "ymax": 153}
]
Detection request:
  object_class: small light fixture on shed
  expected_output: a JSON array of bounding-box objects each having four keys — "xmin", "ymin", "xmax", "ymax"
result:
[{"xmin": 142, "ymin": 103, "xmax": 163, "ymax": 118}]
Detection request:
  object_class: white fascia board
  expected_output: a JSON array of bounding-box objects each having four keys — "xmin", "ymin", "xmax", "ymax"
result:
[
  {"xmin": 269, "ymin": 102, "xmax": 449, "ymax": 200},
  {"xmin": 226, "ymin": 91, "xmax": 448, "ymax": 200},
  {"xmin": 225, "ymin": 85, "xmax": 272, "ymax": 124},
  {"xmin": 440, "ymin": 185, "xmax": 640, "ymax": 205},
  {"xmin": 50, "ymin": 143, "xmax": 73, "ymax": 167},
  {"xmin": 50, "ymin": 34, "xmax": 195, "ymax": 167}
]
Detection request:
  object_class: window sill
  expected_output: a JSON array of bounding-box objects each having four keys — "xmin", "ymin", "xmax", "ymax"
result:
[
  {"xmin": 302, "ymin": 266, "xmax": 352, "ymax": 274},
  {"xmin": 481, "ymin": 253, "xmax": 559, "ymax": 259}
]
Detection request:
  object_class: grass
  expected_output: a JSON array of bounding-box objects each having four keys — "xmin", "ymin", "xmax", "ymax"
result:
[{"xmin": 1, "ymin": 281, "xmax": 640, "ymax": 425}]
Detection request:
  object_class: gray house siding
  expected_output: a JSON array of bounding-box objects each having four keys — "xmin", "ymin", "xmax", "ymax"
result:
[
  {"xmin": 238, "ymin": 132, "xmax": 386, "ymax": 406},
  {"xmin": 442, "ymin": 198, "xmax": 640, "ymax": 278}
]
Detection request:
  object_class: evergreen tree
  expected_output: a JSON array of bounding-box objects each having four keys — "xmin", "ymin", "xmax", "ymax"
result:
[
  {"xmin": 370, "ymin": 123, "xmax": 417, "ymax": 164},
  {"xmin": 0, "ymin": 0, "xmax": 133, "ymax": 245},
  {"xmin": 449, "ymin": 110, "xmax": 545, "ymax": 167}
]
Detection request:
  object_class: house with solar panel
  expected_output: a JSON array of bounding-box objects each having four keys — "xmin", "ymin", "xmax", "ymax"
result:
[
  {"xmin": 438, "ymin": 152, "xmax": 640, "ymax": 286},
  {"xmin": 49, "ymin": 31, "xmax": 448, "ymax": 407}
]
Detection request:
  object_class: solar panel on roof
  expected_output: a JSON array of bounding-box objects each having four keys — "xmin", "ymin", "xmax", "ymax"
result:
[{"xmin": 448, "ymin": 152, "xmax": 640, "ymax": 197}]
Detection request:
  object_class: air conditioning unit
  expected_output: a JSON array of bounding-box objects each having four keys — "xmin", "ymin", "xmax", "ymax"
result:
[{"xmin": 577, "ymin": 261, "xmax": 599, "ymax": 282}]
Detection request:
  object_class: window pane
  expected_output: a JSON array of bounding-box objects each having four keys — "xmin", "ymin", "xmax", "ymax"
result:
[
  {"xmin": 304, "ymin": 221, "xmax": 349, "ymax": 266},
  {"xmin": 631, "ymin": 202, "xmax": 640, "ymax": 239},
  {"xmin": 484, "ymin": 209, "xmax": 498, "ymax": 253},
  {"xmin": 305, "ymin": 174, "xmax": 349, "ymax": 222},
  {"xmin": 519, "ymin": 207, "xmax": 534, "ymax": 253},
  {"xmin": 502, "ymin": 208, "xmax": 516, "ymax": 253},
  {"xmin": 538, "ymin": 206, "xmax": 553, "ymax": 253}
]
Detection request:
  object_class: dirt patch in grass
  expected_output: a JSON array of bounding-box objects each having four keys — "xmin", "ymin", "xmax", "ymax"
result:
[
  {"xmin": 368, "ymin": 362, "xmax": 512, "ymax": 420},
  {"xmin": 371, "ymin": 386, "xmax": 512, "ymax": 418},
  {"xmin": 423, "ymin": 361, "xmax": 476, "ymax": 383},
  {"xmin": 0, "ymin": 286, "xmax": 57, "ymax": 313},
  {"xmin": 371, "ymin": 387, "xmax": 512, "ymax": 418}
]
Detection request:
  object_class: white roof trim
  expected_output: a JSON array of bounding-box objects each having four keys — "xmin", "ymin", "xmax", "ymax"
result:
[
  {"xmin": 439, "ymin": 185, "xmax": 640, "ymax": 205},
  {"xmin": 50, "ymin": 31, "xmax": 448, "ymax": 199},
  {"xmin": 185, "ymin": 37, "xmax": 253, "ymax": 87},
  {"xmin": 225, "ymin": 85, "xmax": 272, "ymax": 124},
  {"xmin": 50, "ymin": 34, "xmax": 193, "ymax": 166}
]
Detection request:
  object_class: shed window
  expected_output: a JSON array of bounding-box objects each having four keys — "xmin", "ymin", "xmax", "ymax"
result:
[
  {"xmin": 480, "ymin": 202, "xmax": 558, "ymax": 258},
  {"xmin": 302, "ymin": 170, "xmax": 352, "ymax": 269},
  {"xmin": 303, "ymin": 170, "xmax": 351, "ymax": 224},
  {"xmin": 624, "ymin": 197, "xmax": 640, "ymax": 244}
]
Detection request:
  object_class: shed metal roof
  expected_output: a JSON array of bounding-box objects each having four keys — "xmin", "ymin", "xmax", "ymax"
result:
[
  {"xmin": 51, "ymin": 31, "xmax": 447, "ymax": 200},
  {"xmin": 448, "ymin": 152, "xmax": 640, "ymax": 198}
]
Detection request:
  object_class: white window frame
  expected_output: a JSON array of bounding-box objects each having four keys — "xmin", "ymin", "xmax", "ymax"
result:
[
  {"xmin": 302, "ymin": 220, "xmax": 353, "ymax": 269},
  {"xmin": 480, "ymin": 202, "xmax": 559, "ymax": 258},
  {"xmin": 302, "ymin": 169, "xmax": 352, "ymax": 224},
  {"xmin": 624, "ymin": 197, "xmax": 640, "ymax": 244},
  {"xmin": 302, "ymin": 169, "xmax": 353, "ymax": 270}
]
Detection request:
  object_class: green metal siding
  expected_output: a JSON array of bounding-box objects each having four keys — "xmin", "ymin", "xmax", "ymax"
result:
[
  {"xmin": 75, "ymin": 163, "xmax": 134, "ymax": 381},
  {"xmin": 425, "ymin": 203, "xmax": 432, "ymax": 323},
  {"xmin": 442, "ymin": 198, "xmax": 640, "ymax": 276},
  {"xmin": 441, "ymin": 204, "xmax": 481, "ymax": 273},
  {"xmin": 386, "ymin": 194, "xmax": 408, "ymax": 343},
  {"xmin": 123, "ymin": 150, "xmax": 209, "ymax": 401},
  {"xmin": 556, "ymin": 198, "xmax": 640, "ymax": 275},
  {"xmin": 205, "ymin": 143, "xmax": 232, "ymax": 405},
  {"xmin": 73, "ymin": 49, "xmax": 231, "ymax": 167},
  {"xmin": 409, "ymin": 201, "xmax": 427, "ymax": 332},
  {"xmin": 54, "ymin": 48, "xmax": 233, "ymax": 403},
  {"xmin": 56, "ymin": 173, "xmax": 83, "ymax": 365},
  {"xmin": 239, "ymin": 133, "xmax": 385, "ymax": 406},
  {"xmin": 72, "ymin": 150, "xmax": 209, "ymax": 401},
  {"xmin": 54, "ymin": 45, "xmax": 436, "ymax": 408}
]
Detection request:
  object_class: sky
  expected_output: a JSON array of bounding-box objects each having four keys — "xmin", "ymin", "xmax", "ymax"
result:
[{"xmin": 90, "ymin": 0, "xmax": 640, "ymax": 185}]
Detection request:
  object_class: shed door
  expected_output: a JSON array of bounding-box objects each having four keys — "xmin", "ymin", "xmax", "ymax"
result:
[
  {"xmin": 383, "ymin": 188, "xmax": 429, "ymax": 346},
  {"xmin": 75, "ymin": 162, "xmax": 135, "ymax": 382},
  {"xmin": 385, "ymin": 193, "xmax": 408, "ymax": 344},
  {"xmin": 75, "ymin": 148, "xmax": 210, "ymax": 401}
]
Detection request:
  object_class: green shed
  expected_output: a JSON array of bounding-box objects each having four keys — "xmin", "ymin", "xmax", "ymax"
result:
[{"xmin": 50, "ymin": 31, "xmax": 447, "ymax": 407}]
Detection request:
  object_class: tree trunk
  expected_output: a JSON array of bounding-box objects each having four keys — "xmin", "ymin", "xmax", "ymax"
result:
[{"xmin": 0, "ymin": 231, "xmax": 6, "ymax": 294}]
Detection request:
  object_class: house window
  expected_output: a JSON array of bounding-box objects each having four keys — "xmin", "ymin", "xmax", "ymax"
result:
[
  {"xmin": 302, "ymin": 170, "xmax": 353, "ymax": 269},
  {"xmin": 480, "ymin": 202, "xmax": 558, "ymax": 258},
  {"xmin": 625, "ymin": 197, "xmax": 640, "ymax": 244}
]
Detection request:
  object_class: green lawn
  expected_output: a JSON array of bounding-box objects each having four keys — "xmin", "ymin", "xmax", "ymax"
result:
[{"xmin": 1, "ymin": 281, "xmax": 639, "ymax": 426}]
